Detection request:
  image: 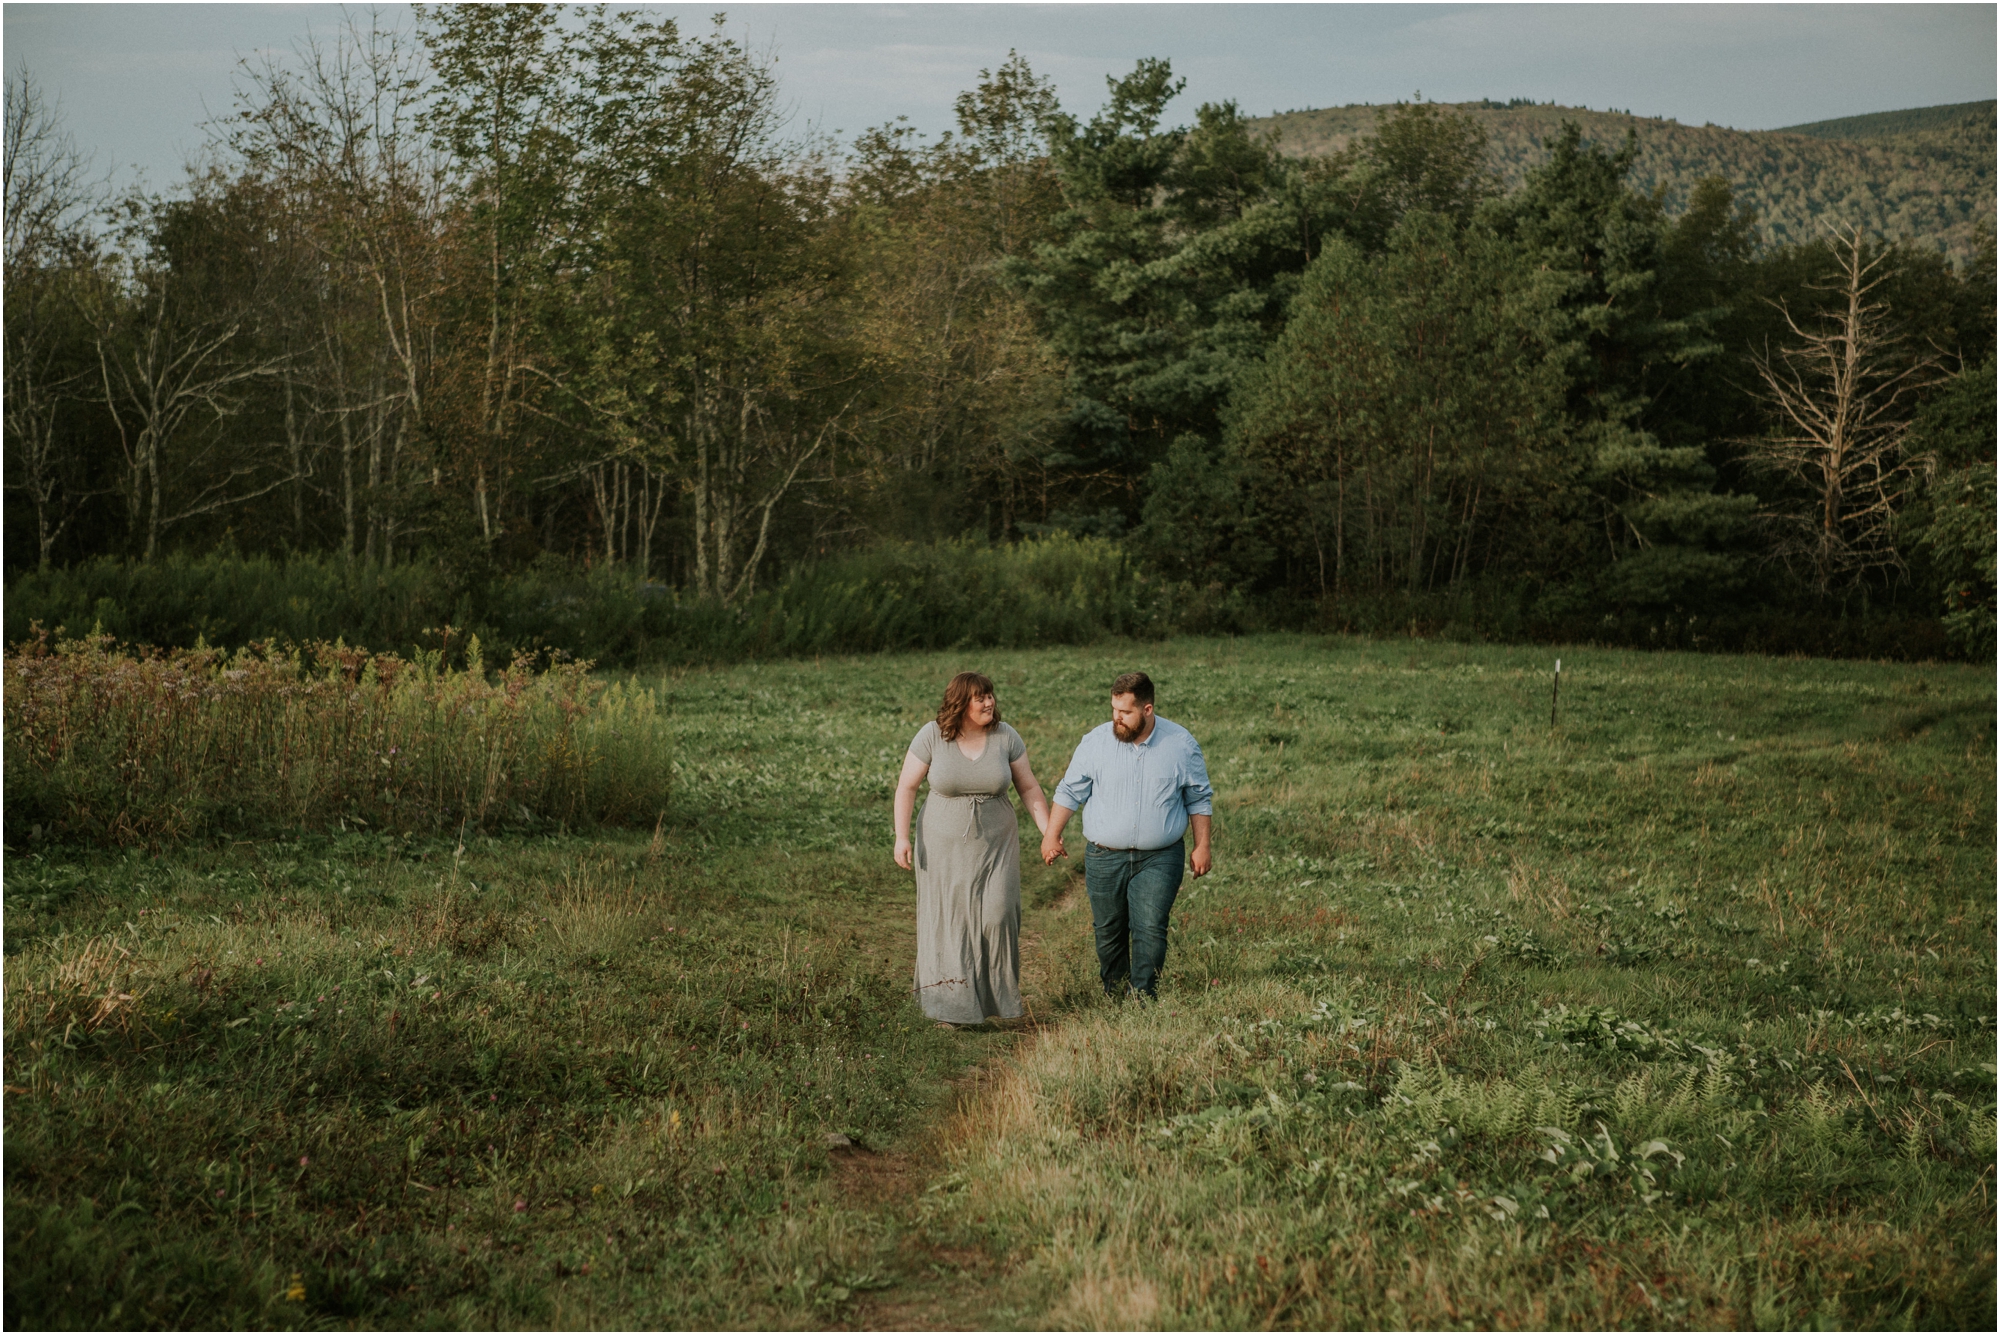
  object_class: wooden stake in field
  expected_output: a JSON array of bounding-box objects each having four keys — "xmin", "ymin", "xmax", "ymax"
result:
[{"xmin": 1551, "ymin": 658, "xmax": 1561, "ymax": 730}]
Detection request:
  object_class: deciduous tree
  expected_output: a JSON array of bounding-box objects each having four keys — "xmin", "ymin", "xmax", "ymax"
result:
[
  {"xmin": 4, "ymin": 74, "xmax": 104, "ymax": 570},
  {"xmin": 89, "ymin": 184, "xmax": 293, "ymax": 561},
  {"xmin": 230, "ymin": 16, "xmax": 444, "ymax": 564},
  {"xmin": 1227, "ymin": 213, "xmax": 1571, "ymax": 599}
]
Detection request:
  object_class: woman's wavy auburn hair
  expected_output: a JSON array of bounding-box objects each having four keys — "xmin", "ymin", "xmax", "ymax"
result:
[{"xmin": 936, "ymin": 671, "xmax": 999, "ymax": 742}]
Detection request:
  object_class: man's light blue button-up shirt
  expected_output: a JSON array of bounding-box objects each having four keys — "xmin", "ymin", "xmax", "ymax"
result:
[{"xmin": 1053, "ymin": 716, "xmax": 1214, "ymax": 851}]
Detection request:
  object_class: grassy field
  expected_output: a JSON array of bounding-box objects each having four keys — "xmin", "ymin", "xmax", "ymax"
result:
[{"xmin": 4, "ymin": 634, "xmax": 1993, "ymax": 1329}]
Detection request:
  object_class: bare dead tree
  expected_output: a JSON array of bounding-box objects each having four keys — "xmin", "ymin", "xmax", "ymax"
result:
[
  {"xmin": 1745, "ymin": 223, "xmax": 1943, "ymax": 593},
  {"xmin": 3, "ymin": 73, "xmax": 105, "ymax": 569}
]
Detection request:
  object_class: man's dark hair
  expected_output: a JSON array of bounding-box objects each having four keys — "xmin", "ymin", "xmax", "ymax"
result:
[{"xmin": 1110, "ymin": 671, "xmax": 1154, "ymax": 705}]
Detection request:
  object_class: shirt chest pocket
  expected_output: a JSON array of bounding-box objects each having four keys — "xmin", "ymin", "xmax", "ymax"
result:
[{"xmin": 1147, "ymin": 766, "xmax": 1181, "ymax": 808}]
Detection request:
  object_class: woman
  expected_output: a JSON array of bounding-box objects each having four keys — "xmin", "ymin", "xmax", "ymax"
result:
[{"xmin": 894, "ymin": 671, "xmax": 1054, "ymax": 1028}]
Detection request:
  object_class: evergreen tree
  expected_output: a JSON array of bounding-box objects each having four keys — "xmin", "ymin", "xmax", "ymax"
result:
[
  {"xmin": 1901, "ymin": 358, "xmax": 1996, "ymax": 653},
  {"xmin": 1485, "ymin": 123, "xmax": 1758, "ymax": 614}
]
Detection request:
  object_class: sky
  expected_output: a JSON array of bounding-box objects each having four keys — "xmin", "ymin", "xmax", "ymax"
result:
[{"xmin": 4, "ymin": 2, "xmax": 1994, "ymax": 191}]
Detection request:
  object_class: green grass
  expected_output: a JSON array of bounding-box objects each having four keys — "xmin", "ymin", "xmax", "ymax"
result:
[{"xmin": 4, "ymin": 635, "xmax": 1993, "ymax": 1328}]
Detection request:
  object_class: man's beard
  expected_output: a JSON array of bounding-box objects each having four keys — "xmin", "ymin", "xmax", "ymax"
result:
[{"xmin": 1112, "ymin": 717, "xmax": 1143, "ymax": 742}]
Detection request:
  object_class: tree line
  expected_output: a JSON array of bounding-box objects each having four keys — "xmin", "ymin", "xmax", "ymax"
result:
[{"xmin": 5, "ymin": 6, "xmax": 1994, "ymax": 655}]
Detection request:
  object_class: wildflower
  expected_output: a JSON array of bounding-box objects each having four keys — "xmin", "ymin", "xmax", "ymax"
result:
[
  {"xmin": 298, "ymin": 1156, "xmax": 309, "ymax": 1167},
  {"xmin": 513, "ymin": 1198, "xmax": 527, "ymax": 1212},
  {"xmin": 284, "ymin": 1274, "xmax": 306, "ymax": 1302}
]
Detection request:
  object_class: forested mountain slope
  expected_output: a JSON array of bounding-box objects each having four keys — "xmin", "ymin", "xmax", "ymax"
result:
[
  {"xmin": 1778, "ymin": 101, "xmax": 1992, "ymax": 140},
  {"xmin": 1255, "ymin": 99, "xmax": 1995, "ymax": 260}
]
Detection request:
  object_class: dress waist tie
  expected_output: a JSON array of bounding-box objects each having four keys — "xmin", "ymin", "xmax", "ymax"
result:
[
  {"xmin": 957, "ymin": 793, "xmax": 992, "ymax": 838},
  {"xmin": 960, "ymin": 791, "xmax": 992, "ymax": 835}
]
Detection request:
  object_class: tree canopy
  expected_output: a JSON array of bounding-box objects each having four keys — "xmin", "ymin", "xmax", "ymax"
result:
[{"xmin": 5, "ymin": 19, "xmax": 1991, "ymax": 654}]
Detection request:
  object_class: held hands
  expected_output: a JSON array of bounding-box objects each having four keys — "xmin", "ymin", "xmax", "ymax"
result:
[
  {"xmin": 1039, "ymin": 830, "xmax": 1067, "ymax": 865},
  {"xmin": 1039, "ymin": 804, "xmax": 1074, "ymax": 866}
]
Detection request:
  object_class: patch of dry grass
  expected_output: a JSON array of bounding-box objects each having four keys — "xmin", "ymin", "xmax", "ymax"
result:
[{"xmin": 4, "ymin": 631, "xmax": 671, "ymax": 842}]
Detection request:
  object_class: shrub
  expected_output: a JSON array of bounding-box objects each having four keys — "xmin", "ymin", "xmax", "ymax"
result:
[
  {"xmin": 3, "ymin": 552, "xmax": 466, "ymax": 656},
  {"xmin": 492, "ymin": 535, "xmax": 1165, "ymax": 661},
  {"xmin": 3, "ymin": 631, "xmax": 670, "ymax": 844},
  {"xmin": 5, "ymin": 536, "xmax": 1164, "ymax": 668},
  {"xmin": 755, "ymin": 535, "xmax": 1165, "ymax": 656},
  {"xmin": 1308, "ymin": 581, "xmax": 1959, "ymax": 661}
]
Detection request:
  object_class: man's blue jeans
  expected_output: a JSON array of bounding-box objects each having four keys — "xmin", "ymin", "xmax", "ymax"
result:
[{"xmin": 1084, "ymin": 840, "xmax": 1184, "ymax": 1000}]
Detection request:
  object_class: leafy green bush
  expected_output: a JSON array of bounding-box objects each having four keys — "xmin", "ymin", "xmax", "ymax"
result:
[
  {"xmin": 1305, "ymin": 580, "xmax": 1959, "ymax": 660},
  {"xmin": 9, "ymin": 537, "xmax": 1966, "ymax": 666},
  {"xmin": 6, "ymin": 536, "xmax": 1161, "ymax": 668},
  {"xmin": 754, "ymin": 535, "xmax": 1163, "ymax": 655},
  {"xmin": 3, "ymin": 553, "xmax": 468, "ymax": 657}
]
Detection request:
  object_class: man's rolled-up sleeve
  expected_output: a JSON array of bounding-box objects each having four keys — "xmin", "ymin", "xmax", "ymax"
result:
[
  {"xmin": 1054, "ymin": 742, "xmax": 1093, "ymax": 811},
  {"xmin": 1180, "ymin": 737, "xmax": 1214, "ymax": 816}
]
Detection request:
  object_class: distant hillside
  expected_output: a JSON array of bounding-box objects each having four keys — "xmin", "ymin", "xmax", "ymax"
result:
[
  {"xmin": 1778, "ymin": 101, "xmax": 1994, "ymax": 140},
  {"xmin": 1253, "ymin": 100, "xmax": 1995, "ymax": 262}
]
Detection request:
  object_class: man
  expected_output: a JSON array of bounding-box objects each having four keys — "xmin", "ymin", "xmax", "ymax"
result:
[{"xmin": 1041, "ymin": 671, "xmax": 1213, "ymax": 1003}]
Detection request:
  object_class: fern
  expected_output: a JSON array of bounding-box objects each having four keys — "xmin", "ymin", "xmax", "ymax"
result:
[
  {"xmin": 1971, "ymin": 1113, "xmax": 1998, "ymax": 1160},
  {"xmin": 1533, "ymin": 1083, "xmax": 1580, "ymax": 1132},
  {"xmin": 1899, "ymin": 1112, "xmax": 1932, "ymax": 1164},
  {"xmin": 1611, "ymin": 1072, "xmax": 1648, "ymax": 1125},
  {"xmin": 1793, "ymin": 1081, "xmax": 1849, "ymax": 1148},
  {"xmin": 1383, "ymin": 1061, "xmax": 1545, "ymax": 1138},
  {"xmin": 1698, "ymin": 1060, "xmax": 1732, "ymax": 1106},
  {"xmin": 1665, "ymin": 1065, "xmax": 1700, "ymax": 1118}
]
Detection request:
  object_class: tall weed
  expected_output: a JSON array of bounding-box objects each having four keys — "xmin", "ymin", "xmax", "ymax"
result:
[{"xmin": 3, "ymin": 632, "xmax": 670, "ymax": 843}]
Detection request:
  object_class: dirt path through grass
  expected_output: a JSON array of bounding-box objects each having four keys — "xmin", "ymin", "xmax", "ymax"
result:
[
  {"xmin": 831, "ymin": 877, "xmax": 1084, "ymax": 1331},
  {"xmin": 828, "ymin": 1034, "xmax": 1037, "ymax": 1330}
]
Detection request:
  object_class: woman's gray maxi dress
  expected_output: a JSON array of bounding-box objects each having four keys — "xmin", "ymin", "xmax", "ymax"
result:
[{"xmin": 908, "ymin": 720, "xmax": 1025, "ymax": 1024}]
